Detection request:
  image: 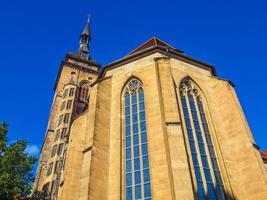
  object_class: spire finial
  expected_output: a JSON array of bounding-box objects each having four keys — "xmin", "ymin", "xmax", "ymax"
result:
[{"xmin": 87, "ymin": 14, "xmax": 91, "ymax": 24}]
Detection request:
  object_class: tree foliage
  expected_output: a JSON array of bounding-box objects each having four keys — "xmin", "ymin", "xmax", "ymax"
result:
[
  {"xmin": 0, "ymin": 122, "xmax": 37, "ymax": 200},
  {"xmin": 30, "ymin": 190, "xmax": 50, "ymax": 200}
]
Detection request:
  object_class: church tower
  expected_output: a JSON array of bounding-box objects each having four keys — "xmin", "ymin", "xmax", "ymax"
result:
[
  {"xmin": 33, "ymin": 17, "xmax": 100, "ymax": 198},
  {"xmin": 34, "ymin": 20, "xmax": 267, "ymax": 200}
]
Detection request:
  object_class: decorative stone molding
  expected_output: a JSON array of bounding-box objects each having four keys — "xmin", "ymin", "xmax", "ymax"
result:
[{"xmin": 124, "ymin": 79, "xmax": 143, "ymax": 96}]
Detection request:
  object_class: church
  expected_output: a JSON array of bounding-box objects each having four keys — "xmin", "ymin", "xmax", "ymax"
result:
[{"xmin": 33, "ymin": 18, "xmax": 267, "ymax": 200}]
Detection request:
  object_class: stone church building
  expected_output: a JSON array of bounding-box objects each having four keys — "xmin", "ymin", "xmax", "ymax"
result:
[{"xmin": 33, "ymin": 19, "xmax": 267, "ymax": 200}]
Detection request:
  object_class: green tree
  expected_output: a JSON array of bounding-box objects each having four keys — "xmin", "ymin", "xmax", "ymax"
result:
[
  {"xmin": 30, "ymin": 190, "xmax": 50, "ymax": 200},
  {"xmin": 0, "ymin": 122, "xmax": 37, "ymax": 200}
]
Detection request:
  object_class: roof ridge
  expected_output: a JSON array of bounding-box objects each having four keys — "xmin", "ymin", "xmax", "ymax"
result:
[
  {"xmin": 127, "ymin": 37, "xmax": 177, "ymax": 56},
  {"xmin": 154, "ymin": 37, "xmax": 177, "ymax": 50},
  {"xmin": 153, "ymin": 37, "xmax": 157, "ymax": 46},
  {"xmin": 127, "ymin": 37, "xmax": 157, "ymax": 55}
]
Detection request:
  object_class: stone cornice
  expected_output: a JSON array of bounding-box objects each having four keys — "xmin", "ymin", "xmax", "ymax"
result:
[
  {"xmin": 99, "ymin": 46, "xmax": 217, "ymax": 79},
  {"xmin": 53, "ymin": 55, "xmax": 100, "ymax": 91}
]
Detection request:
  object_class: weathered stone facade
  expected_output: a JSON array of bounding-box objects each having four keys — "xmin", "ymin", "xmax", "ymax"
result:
[{"xmin": 33, "ymin": 23, "xmax": 267, "ymax": 200}]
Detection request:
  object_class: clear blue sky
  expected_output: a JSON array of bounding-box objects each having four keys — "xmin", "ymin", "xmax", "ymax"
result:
[{"xmin": 0, "ymin": 0, "xmax": 266, "ymax": 158}]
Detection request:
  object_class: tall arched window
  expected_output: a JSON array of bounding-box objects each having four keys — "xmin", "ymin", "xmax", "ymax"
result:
[
  {"xmin": 123, "ymin": 79, "xmax": 152, "ymax": 200},
  {"xmin": 78, "ymin": 82, "xmax": 90, "ymax": 102},
  {"xmin": 180, "ymin": 78, "xmax": 225, "ymax": 200}
]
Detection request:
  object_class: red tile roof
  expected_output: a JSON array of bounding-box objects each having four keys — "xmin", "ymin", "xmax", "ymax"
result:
[
  {"xmin": 260, "ymin": 151, "xmax": 267, "ymax": 159},
  {"xmin": 127, "ymin": 37, "xmax": 180, "ymax": 56},
  {"xmin": 99, "ymin": 37, "xmax": 217, "ymax": 78}
]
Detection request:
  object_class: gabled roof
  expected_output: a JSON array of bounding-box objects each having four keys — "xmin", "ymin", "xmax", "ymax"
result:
[
  {"xmin": 127, "ymin": 37, "xmax": 183, "ymax": 55},
  {"xmin": 99, "ymin": 37, "xmax": 216, "ymax": 78}
]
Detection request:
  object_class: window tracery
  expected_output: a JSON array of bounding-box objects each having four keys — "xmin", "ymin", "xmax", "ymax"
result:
[
  {"xmin": 124, "ymin": 79, "xmax": 144, "ymax": 97},
  {"xmin": 180, "ymin": 78, "xmax": 225, "ymax": 200},
  {"xmin": 123, "ymin": 79, "xmax": 152, "ymax": 200}
]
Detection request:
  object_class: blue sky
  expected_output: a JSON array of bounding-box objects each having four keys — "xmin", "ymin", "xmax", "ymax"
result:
[{"xmin": 0, "ymin": 0, "xmax": 266, "ymax": 160}]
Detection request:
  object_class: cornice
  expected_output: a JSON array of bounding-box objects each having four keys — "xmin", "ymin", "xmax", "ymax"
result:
[
  {"xmin": 99, "ymin": 46, "xmax": 217, "ymax": 79},
  {"xmin": 53, "ymin": 56, "xmax": 99, "ymax": 91},
  {"xmin": 66, "ymin": 53, "xmax": 100, "ymax": 67}
]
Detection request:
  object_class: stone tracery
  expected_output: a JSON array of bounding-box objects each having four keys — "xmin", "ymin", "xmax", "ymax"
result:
[
  {"xmin": 124, "ymin": 79, "xmax": 143, "ymax": 96},
  {"xmin": 179, "ymin": 77, "xmax": 225, "ymax": 200}
]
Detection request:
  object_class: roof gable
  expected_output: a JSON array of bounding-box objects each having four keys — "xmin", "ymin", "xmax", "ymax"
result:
[
  {"xmin": 127, "ymin": 37, "xmax": 183, "ymax": 55},
  {"xmin": 99, "ymin": 37, "xmax": 217, "ymax": 78}
]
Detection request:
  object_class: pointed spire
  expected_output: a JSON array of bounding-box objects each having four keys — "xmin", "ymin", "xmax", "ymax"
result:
[
  {"xmin": 81, "ymin": 14, "xmax": 91, "ymax": 37},
  {"xmin": 77, "ymin": 15, "xmax": 91, "ymax": 60}
]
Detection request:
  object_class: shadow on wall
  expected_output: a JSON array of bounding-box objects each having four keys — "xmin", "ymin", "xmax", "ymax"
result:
[{"xmin": 193, "ymin": 189, "xmax": 237, "ymax": 200}]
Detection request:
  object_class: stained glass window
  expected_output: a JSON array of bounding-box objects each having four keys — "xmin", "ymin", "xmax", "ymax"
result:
[
  {"xmin": 123, "ymin": 79, "xmax": 152, "ymax": 200},
  {"xmin": 180, "ymin": 78, "xmax": 225, "ymax": 200}
]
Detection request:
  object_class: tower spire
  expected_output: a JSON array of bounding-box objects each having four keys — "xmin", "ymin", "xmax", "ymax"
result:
[{"xmin": 77, "ymin": 15, "xmax": 91, "ymax": 60}]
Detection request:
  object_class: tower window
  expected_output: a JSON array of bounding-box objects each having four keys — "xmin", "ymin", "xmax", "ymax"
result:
[
  {"xmin": 180, "ymin": 78, "xmax": 225, "ymax": 200},
  {"xmin": 60, "ymin": 101, "xmax": 66, "ymax": 111},
  {"xmin": 57, "ymin": 143, "xmax": 64, "ymax": 156},
  {"xmin": 46, "ymin": 163, "xmax": 53, "ymax": 176},
  {"xmin": 61, "ymin": 128, "xmax": 67, "ymax": 140},
  {"xmin": 123, "ymin": 79, "xmax": 152, "ymax": 200},
  {"xmin": 42, "ymin": 182, "xmax": 50, "ymax": 193},
  {"xmin": 51, "ymin": 145, "xmax": 57, "ymax": 158},
  {"xmin": 58, "ymin": 115, "xmax": 63, "ymax": 126},
  {"xmin": 69, "ymin": 88, "xmax": 75, "ymax": 97},
  {"xmin": 63, "ymin": 113, "xmax": 70, "ymax": 124},
  {"xmin": 63, "ymin": 89, "xmax": 69, "ymax": 99},
  {"xmin": 81, "ymin": 36, "xmax": 88, "ymax": 44},
  {"xmin": 78, "ymin": 82, "xmax": 90, "ymax": 102},
  {"xmin": 66, "ymin": 100, "xmax": 72, "ymax": 109},
  {"xmin": 54, "ymin": 161, "xmax": 62, "ymax": 174},
  {"xmin": 54, "ymin": 129, "xmax": 60, "ymax": 142}
]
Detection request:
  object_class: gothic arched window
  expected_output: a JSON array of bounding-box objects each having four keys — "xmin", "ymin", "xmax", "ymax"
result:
[
  {"xmin": 123, "ymin": 79, "xmax": 152, "ymax": 200},
  {"xmin": 78, "ymin": 82, "xmax": 90, "ymax": 102},
  {"xmin": 180, "ymin": 78, "xmax": 225, "ymax": 200}
]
